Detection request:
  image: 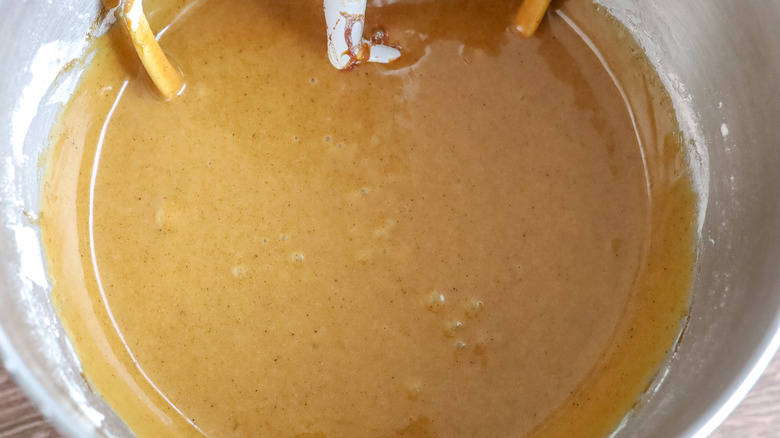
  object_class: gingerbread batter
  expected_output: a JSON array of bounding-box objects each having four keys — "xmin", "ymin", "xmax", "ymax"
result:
[{"xmin": 41, "ymin": 1, "xmax": 696, "ymax": 436}]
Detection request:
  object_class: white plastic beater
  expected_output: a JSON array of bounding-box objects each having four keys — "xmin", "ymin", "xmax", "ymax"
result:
[{"xmin": 323, "ymin": 0, "xmax": 402, "ymax": 70}]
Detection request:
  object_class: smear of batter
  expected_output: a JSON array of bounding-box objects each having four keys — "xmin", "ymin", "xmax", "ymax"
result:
[{"xmin": 41, "ymin": 0, "xmax": 696, "ymax": 437}]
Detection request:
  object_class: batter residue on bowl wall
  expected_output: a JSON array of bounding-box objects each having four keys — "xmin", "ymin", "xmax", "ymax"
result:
[{"xmin": 41, "ymin": 0, "xmax": 697, "ymax": 436}]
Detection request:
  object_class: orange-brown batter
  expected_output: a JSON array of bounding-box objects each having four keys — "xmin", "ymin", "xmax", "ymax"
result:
[{"xmin": 41, "ymin": 1, "xmax": 696, "ymax": 437}]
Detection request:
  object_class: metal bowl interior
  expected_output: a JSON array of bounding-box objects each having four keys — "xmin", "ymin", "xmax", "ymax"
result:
[{"xmin": 0, "ymin": 1, "xmax": 778, "ymax": 437}]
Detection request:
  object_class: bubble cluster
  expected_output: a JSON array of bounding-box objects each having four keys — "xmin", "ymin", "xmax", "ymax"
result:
[{"xmin": 423, "ymin": 290, "xmax": 486, "ymax": 353}]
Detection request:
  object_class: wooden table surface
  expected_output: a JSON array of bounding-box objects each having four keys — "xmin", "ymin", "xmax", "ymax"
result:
[{"xmin": 1, "ymin": 354, "xmax": 779, "ymax": 437}]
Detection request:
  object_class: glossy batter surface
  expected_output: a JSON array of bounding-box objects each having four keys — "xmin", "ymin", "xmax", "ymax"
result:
[{"xmin": 42, "ymin": 1, "xmax": 696, "ymax": 436}]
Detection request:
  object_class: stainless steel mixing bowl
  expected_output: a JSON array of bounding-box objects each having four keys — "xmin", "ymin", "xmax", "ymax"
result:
[{"xmin": 1, "ymin": 1, "xmax": 778, "ymax": 436}]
